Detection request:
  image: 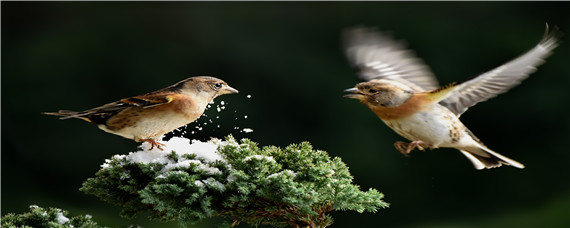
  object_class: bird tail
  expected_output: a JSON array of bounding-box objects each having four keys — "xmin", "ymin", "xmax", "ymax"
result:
[
  {"xmin": 43, "ymin": 110, "xmax": 92, "ymax": 121},
  {"xmin": 459, "ymin": 147, "xmax": 525, "ymax": 170}
]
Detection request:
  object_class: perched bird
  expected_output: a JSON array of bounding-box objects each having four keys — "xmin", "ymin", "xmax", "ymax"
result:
[
  {"xmin": 343, "ymin": 25, "xmax": 560, "ymax": 169},
  {"xmin": 44, "ymin": 76, "xmax": 238, "ymax": 150}
]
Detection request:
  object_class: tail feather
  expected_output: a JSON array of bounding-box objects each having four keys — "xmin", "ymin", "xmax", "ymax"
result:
[{"xmin": 459, "ymin": 147, "xmax": 524, "ymax": 170}]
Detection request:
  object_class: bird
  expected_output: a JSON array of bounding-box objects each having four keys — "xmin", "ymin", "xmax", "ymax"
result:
[
  {"xmin": 44, "ymin": 76, "xmax": 238, "ymax": 150},
  {"xmin": 343, "ymin": 25, "xmax": 561, "ymax": 169}
]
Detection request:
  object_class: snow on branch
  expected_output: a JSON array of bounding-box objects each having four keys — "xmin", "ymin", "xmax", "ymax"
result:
[{"xmin": 80, "ymin": 135, "xmax": 388, "ymax": 227}]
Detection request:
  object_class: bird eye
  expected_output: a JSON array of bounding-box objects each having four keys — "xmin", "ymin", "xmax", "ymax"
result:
[
  {"xmin": 369, "ymin": 89, "xmax": 378, "ymax": 93},
  {"xmin": 213, "ymin": 83, "xmax": 223, "ymax": 89}
]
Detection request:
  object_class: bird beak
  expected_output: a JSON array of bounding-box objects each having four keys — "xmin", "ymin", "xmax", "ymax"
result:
[
  {"xmin": 220, "ymin": 85, "xmax": 239, "ymax": 95},
  {"xmin": 343, "ymin": 87, "xmax": 363, "ymax": 99}
]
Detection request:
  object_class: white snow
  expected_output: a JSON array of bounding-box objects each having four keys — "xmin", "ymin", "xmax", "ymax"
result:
[
  {"xmin": 124, "ymin": 137, "xmax": 224, "ymax": 164},
  {"xmin": 244, "ymin": 155, "xmax": 275, "ymax": 163},
  {"xmin": 161, "ymin": 159, "xmax": 221, "ymax": 175},
  {"xmin": 98, "ymin": 136, "xmax": 234, "ymax": 188},
  {"xmin": 186, "ymin": 139, "xmax": 225, "ymax": 162},
  {"xmin": 100, "ymin": 136, "xmax": 260, "ymax": 190},
  {"xmin": 227, "ymin": 174, "xmax": 237, "ymax": 182},
  {"xmin": 241, "ymin": 128, "xmax": 253, "ymax": 133},
  {"xmin": 267, "ymin": 169, "xmax": 296, "ymax": 179},
  {"xmin": 162, "ymin": 160, "xmax": 201, "ymax": 171},
  {"xmin": 203, "ymin": 177, "xmax": 225, "ymax": 191},
  {"xmin": 55, "ymin": 210, "xmax": 70, "ymax": 224},
  {"xmin": 198, "ymin": 164, "xmax": 222, "ymax": 175},
  {"xmin": 127, "ymin": 148, "xmax": 170, "ymax": 164}
]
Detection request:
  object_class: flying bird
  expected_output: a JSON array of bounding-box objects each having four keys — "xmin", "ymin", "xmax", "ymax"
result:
[
  {"xmin": 44, "ymin": 76, "xmax": 238, "ymax": 150},
  {"xmin": 343, "ymin": 25, "xmax": 560, "ymax": 169}
]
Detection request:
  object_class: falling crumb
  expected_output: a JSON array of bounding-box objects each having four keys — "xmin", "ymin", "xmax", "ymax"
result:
[
  {"xmin": 242, "ymin": 128, "xmax": 254, "ymax": 133},
  {"xmin": 246, "ymin": 94, "xmax": 252, "ymax": 98},
  {"xmin": 220, "ymin": 101, "xmax": 225, "ymax": 105},
  {"xmin": 244, "ymin": 115, "xmax": 248, "ymax": 119}
]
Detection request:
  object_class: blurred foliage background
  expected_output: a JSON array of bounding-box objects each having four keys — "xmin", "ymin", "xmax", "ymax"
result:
[{"xmin": 2, "ymin": 2, "xmax": 569, "ymax": 227}]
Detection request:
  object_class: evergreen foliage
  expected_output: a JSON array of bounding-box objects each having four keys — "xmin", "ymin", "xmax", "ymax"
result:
[
  {"xmin": 80, "ymin": 135, "xmax": 388, "ymax": 227},
  {"xmin": 1, "ymin": 205, "xmax": 106, "ymax": 228}
]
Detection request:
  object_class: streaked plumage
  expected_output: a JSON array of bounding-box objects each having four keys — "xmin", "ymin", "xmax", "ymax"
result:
[
  {"xmin": 44, "ymin": 76, "xmax": 238, "ymax": 150},
  {"xmin": 344, "ymin": 25, "xmax": 561, "ymax": 169}
]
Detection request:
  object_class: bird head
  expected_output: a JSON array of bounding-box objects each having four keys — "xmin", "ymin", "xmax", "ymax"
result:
[
  {"xmin": 174, "ymin": 76, "xmax": 239, "ymax": 100},
  {"xmin": 344, "ymin": 79, "xmax": 413, "ymax": 108}
]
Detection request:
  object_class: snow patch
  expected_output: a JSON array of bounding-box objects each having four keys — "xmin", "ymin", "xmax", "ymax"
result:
[
  {"xmin": 244, "ymin": 155, "xmax": 275, "ymax": 163},
  {"xmin": 55, "ymin": 210, "xmax": 70, "ymax": 224},
  {"xmin": 267, "ymin": 169, "xmax": 297, "ymax": 179},
  {"xmin": 101, "ymin": 137, "xmax": 227, "ymax": 177},
  {"xmin": 203, "ymin": 177, "xmax": 225, "ymax": 191}
]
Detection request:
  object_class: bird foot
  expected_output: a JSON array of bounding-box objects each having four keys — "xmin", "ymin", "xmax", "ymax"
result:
[
  {"xmin": 140, "ymin": 139, "xmax": 166, "ymax": 151},
  {"xmin": 394, "ymin": 141, "xmax": 431, "ymax": 156}
]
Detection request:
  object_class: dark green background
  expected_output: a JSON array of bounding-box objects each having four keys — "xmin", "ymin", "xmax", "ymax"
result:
[{"xmin": 3, "ymin": 2, "xmax": 569, "ymax": 227}]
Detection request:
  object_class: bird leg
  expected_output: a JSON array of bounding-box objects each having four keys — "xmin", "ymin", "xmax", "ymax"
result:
[
  {"xmin": 394, "ymin": 141, "xmax": 431, "ymax": 156},
  {"xmin": 139, "ymin": 139, "xmax": 166, "ymax": 151}
]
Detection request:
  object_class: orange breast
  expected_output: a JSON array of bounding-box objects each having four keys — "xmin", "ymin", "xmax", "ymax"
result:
[
  {"xmin": 368, "ymin": 94, "xmax": 434, "ymax": 120},
  {"xmin": 151, "ymin": 94, "xmax": 198, "ymax": 118}
]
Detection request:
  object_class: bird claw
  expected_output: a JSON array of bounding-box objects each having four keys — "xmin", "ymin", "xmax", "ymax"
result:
[
  {"xmin": 394, "ymin": 141, "xmax": 431, "ymax": 156},
  {"xmin": 140, "ymin": 139, "xmax": 166, "ymax": 151}
]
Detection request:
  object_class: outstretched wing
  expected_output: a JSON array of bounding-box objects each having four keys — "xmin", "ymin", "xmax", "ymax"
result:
[
  {"xmin": 440, "ymin": 25, "xmax": 561, "ymax": 117},
  {"xmin": 343, "ymin": 26, "xmax": 439, "ymax": 92}
]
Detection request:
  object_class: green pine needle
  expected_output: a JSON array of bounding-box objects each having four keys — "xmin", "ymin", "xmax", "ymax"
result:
[{"xmin": 80, "ymin": 135, "xmax": 388, "ymax": 227}]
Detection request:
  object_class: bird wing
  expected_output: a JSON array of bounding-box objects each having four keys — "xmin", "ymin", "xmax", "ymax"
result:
[
  {"xmin": 56, "ymin": 92, "xmax": 175, "ymax": 120},
  {"xmin": 440, "ymin": 25, "xmax": 561, "ymax": 117},
  {"xmin": 343, "ymin": 26, "xmax": 440, "ymax": 92},
  {"xmin": 119, "ymin": 93, "xmax": 174, "ymax": 108}
]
